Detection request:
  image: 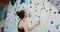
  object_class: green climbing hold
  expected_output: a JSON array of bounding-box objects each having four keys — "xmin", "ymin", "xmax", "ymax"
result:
[
  {"xmin": 29, "ymin": 12, "xmax": 31, "ymax": 17},
  {"xmin": 30, "ymin": 0, "xmax": 32, "ymax": 4},
  {"xmin": 46, "ymin": 9, "xmax": 48, "ymax": 12}
]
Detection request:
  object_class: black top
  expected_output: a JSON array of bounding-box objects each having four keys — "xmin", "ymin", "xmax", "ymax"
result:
[
  {"xmin": 18, "ymin": 28, "xmax": 24, "ymax": 32},
  {"xmin": 18, "ymin": 20, "xmax": 24, "ymax": 32}
]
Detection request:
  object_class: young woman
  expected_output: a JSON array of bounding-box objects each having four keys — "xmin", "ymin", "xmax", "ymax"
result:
[{"xmin": 16, "ymin": 10, "xmax": 40, "ymax": 32}]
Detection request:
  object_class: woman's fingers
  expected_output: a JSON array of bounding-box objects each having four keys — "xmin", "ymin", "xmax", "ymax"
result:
[
  {"xmin": 36, "ymin": 20, "xmax": 40, "ymax": 26},
  {"xmin": 38, "ymin": 20, "xmax": 40, "ymax": 25}
]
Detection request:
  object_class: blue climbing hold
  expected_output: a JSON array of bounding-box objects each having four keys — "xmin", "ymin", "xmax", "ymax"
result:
[
  {"xmin": 55, "ymin": 24, "xmax": 59, "ymax": 29},
  {"xmin": 48, "ymin": 30, "xmax": 50, "ymax": 32},
  {"xmin": 51, "ymin": 21, "xmax": 53, "ymax": 24},
  {"xmin": 48, "ymin": 0, "xmax": 50, "ymax": 2},
  {"xmin": 58, "ymin": 11, "xmax": 60, "ymax": 14},
  {"xmin": 56, "ymin": 1, "xmax": 59, "ymax": 6},
  {"xmin": 20, "ymin": 0, "xmax": 25, "ymax": 4}
]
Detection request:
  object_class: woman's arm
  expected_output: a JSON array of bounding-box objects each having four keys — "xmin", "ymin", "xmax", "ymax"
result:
[
  {"xmin": 22, "ymin": 20, "xmax": 40, "ymax": 32},
  {"xmin": 28, "ymin": 20, "xmax": 40, "ymax": 31},
  {"xmin": 22, "ymin": 21, "xmax": 30, "ymax": 32}
]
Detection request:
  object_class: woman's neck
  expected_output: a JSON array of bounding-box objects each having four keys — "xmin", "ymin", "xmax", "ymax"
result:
[{"xmin": 20, "ymin": 19, "xmax": 25, "ymax": 22}]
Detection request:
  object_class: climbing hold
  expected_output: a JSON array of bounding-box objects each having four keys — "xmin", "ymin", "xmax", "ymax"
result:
[
  {"xmin": 41, "ymin": 8, "xmax": 43, "ymax": 10},
  {"xmin": 35, "ymin": 10, "xmax": 37, "ymax": 12},
  {"xmin": 15, "ymin": 8, "xmax": 16, "ymax": 11},
  {"xmin": 41, "ymin": 7, "xmax": 45, "ymax": 10},
  {"xmin": 11, "ymin": 0, "xmax": 16, "ymax": 6},
  {"xmin": 55, "ymin": 24, "xmax": 59, "ymax": 29},
  {"xmin": 37, "ymin": 3, "xmax": 39, "ymax": 5},
  {"xmin": 20, "ymin": 0, "xmax": 25, "ymax": 4},
  {"xmin": 49, "ymin": 9, "xmax": 51, "ymax": 11},
  {"xmin": 51, "ymin": 21, "xmax": 53, "ymax": 24},
  {"xmin": 35, "ymin": 4, "xmax": 37, "ymax": 6},
  {"xmin": 31, "ymin": 21, "xmax": 32, "ymax": 23},
  {"xmin": 14, "ymin": 13, "xmax": 16, "ymax": 16},
  {"xmin": 30, "ymin": 0, "xmax": 32, "ymax": 4},
  {"xmin": 54, "ymin": 12, "xmax": 56, "ymax": 14},
  {"xmin": 43, "ymin": 7, "xmax": 45, "ymax": 9},
  {"xmin": 38, "ymin": 16, "xmax": 40, "ymax": 18},
  {"xmin": 58, "ymin": 11, "xmax": 60, "ymax": 14},
  {"xmin": 48, "ymin": 0, "xmax": 50, "ymax": 2},
  {"xmin": 30, "ymin": 6, "xmax": 32, "ymax": 8},
  {"xmin": 51, "ymin": 0, "xmax": 53, "ymax": 4},
  {"xmin": 48, "ymin": 30, "xmax": 50, "ymax": 32},
  {"xmin": 22, "ymin": 7, "xmax": 24, "ymax": 9},
  {"xmin": 46, "ymin": 9, "xmax": 48, "ymax": 12},
  {"xmin": 28, "ymin": 12, "xmax": 31, "ymax": 17},
  {"xmin": 56, "ymin": 1, "xmax": 59, "ymax": 6}
]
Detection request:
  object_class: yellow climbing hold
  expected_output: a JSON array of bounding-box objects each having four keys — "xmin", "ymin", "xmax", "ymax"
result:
[{"xmin": 46, "ymin": 9, "xmax": 48, "ymax": 12}]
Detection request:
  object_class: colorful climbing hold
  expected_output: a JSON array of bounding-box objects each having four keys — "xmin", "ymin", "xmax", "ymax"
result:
[
  {"xmin": 41, "ymin": 7, "xmax": 45, "ymax": 10},
  {"xmin": 49, "ymin": 9, "xmax": 51, "ymax": 11},
  {"xmin": 28, "ymin": 12, "xmax": 31, "ymax": 17},
  {"xmin": 55, "ymin": 25, "xmax": 59, "ymax": 29},
  {"xmin": 31, "ymin": 21, "xmax": 32, "ymax": 23},
  {"xmin": 14, "ymin": 13, "xmax": 16, "ymax": 16},
  {"xmin": 51, "ymin": 21, "xmax": 53, "ymax": 24},
  {"xmin": 37, "ymin": 3, "xmax": 39, "ymax": 5},
  {"xmin": 43, "ymin": 7, "xmax": 45, "ymax": 9},
  {"xmin": 56, "ymin": 1, "xmax": 59, "ymax": 6},
  {"xmin": 30, "ymin": 6, "xmax": 32, "ymax": 8},
  {"xmin": 15, "ymin": 8, "xmax": 16, "ymax": 11},
  {"xmin": 54, "ymin": 12, "xmax": 56, "ymax": 14},
  {"xmin": 38, "ymin": 16, "xmax": 40, "ymax": 18},
  {"xmin": 51, "ymin": 0, "xmax": 53, "ymax": 4},
  {"xmin": 48, "ymin": 0, "xmax": 50, "ymax": 2},
  {"xmin": 55, "ymin": 24, "xmax": 59, "ymax": 29},
  {"xmin": 20, "ymin": 0, "xmax": 25, "ymax": 4},
  {"xmin": 48, "ymin": 30, "xmax": 50, "ymax": 32},
  {"xmin": 6, "ymin": 27, "xmax": 8, "ymax": 29},
  {"xmin": 30, "ymin": 0, "xmax": 32, "ymax": 4},
  {"xmin": 41, "ymin": 8, "xmax": 43, "ymax": 10},
  {"xmin": 46, "ymin": 9, "xmax": 48, "ymax": 12},
  {"xmin": 58, "ymin": 11, "xmax": 60, "ymax": 14},
  {"xmin": 35, "ymin": 10, "xmax": 37, "ymax": 12},
  {"xmin": 11, "ymin": 0, "xmax": 16, "ymax": 6}
]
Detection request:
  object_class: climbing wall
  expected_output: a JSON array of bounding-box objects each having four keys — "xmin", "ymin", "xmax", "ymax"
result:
[{"xmin": 4, "ymin": 0, "xmax": 60, "ymax": 32}]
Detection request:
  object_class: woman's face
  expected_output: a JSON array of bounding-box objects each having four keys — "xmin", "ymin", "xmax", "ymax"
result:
[{"xmin": 24, "ymin": 11, "xmax": 27, "ymax": 19}]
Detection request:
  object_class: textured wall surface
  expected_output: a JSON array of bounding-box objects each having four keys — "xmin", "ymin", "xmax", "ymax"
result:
[{"xmin": 4, "ymin": 0, "xmax": 60, "ymax": 32}]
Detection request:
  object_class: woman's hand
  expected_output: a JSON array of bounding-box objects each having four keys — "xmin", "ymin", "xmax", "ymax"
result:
[
  {"xmin": 35, "ymin": 20, "xmax": 40, "ymax": 26},
  {"xmin": 27, "ymin": 20, "xmax": 40, "ymax": 31}
]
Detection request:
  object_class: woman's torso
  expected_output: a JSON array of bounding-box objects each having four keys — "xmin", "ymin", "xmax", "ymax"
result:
[{"xmin": 18, "ymin": 20, "xmax": 25, "ymax": 32}]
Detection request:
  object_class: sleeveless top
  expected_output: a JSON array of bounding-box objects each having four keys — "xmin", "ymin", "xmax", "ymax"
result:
[
  {"xmin": 18, "ymin": 28, "xmax": 24, "ymax": 32},
  {"xmin": 18, "ymin": 20, "xmax": 24, "ymax": 32}
]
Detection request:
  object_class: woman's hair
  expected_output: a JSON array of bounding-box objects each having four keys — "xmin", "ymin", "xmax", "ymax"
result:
[{"xmin": 16, "ymin": 10, "xmax": 25, "ymax": 19}]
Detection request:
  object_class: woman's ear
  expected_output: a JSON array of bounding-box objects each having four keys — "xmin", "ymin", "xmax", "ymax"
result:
[{"xmin": 11, "ymin": 0, "xmax": 16, "ymax": 6}]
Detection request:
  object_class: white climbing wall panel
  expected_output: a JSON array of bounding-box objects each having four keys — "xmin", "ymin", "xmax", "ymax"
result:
[{"xmin": 4, "ymin": 0, "xmax": 60, "ymax": 32}]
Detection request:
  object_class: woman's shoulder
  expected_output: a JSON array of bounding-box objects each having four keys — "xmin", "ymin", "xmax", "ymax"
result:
[{"xmin": 20, "ymin": 20, "xmax": 25, "ymax": 24}]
